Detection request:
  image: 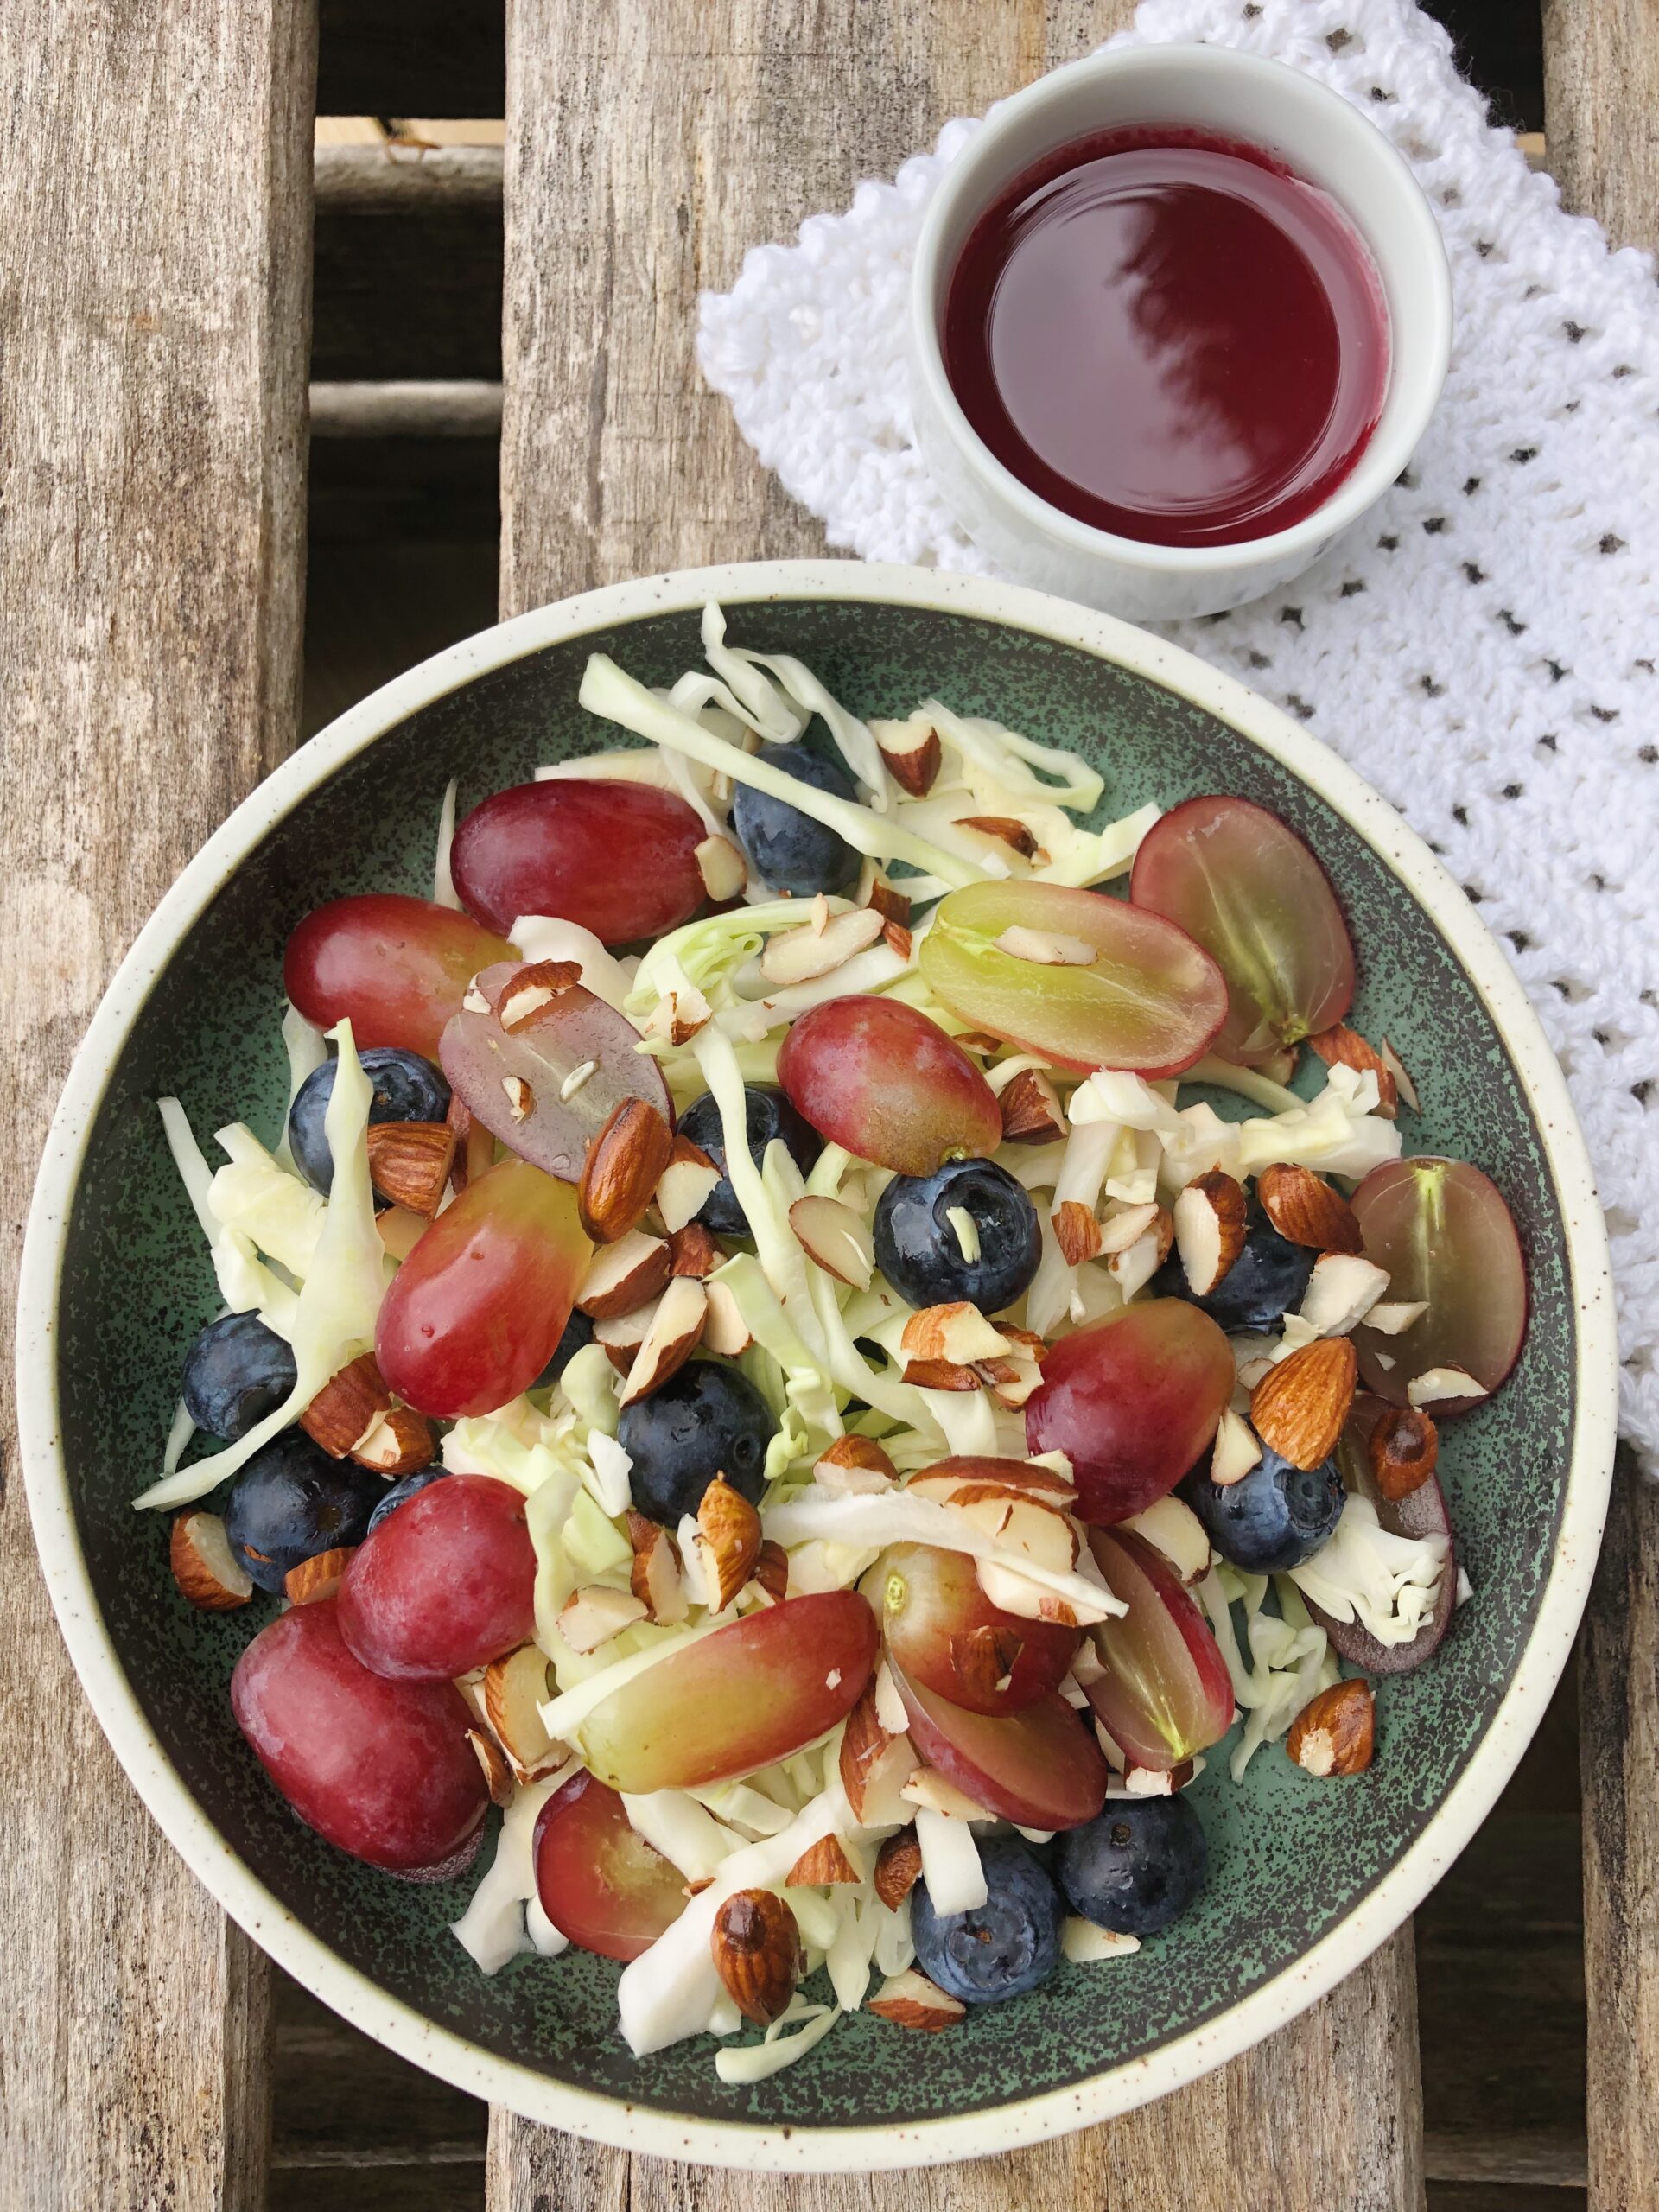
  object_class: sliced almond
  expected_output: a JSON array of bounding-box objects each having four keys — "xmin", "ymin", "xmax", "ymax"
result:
[
  {"xmin": 579, "ymin": 1096, "xmax": 676, "ymax": 1244},
  {"xmin": 953, "ymin": 1030, "xmax": 1007, "ymax": 1055},
  {"xmin": 1209, "ymin": 1405, "xmax": 1263, "ymax": 1487},
  {"xmin": 283, "ymin": 1546, "xmax": 356, "ymax": 1605},
  {"xmin": 902, "ymin": 1357, "xmax": 983, "ymax": 1392},
  {"xmin": 168, "ymin": 1512, "xmax": 252, "ymax": 1611},
  {"xmin": 998, "ymin": 1067, "xmax": 1066, "ymax": 1145},
  {"xmin": 620, "ymin": 1275, "xmax": 708, "ymax": 1404},
  {"xmin": 594, "ymin": 1294, "xmax": 661, "ymax": 1370},
  {"xmin": 1407, "ymin": 1364, "xmax": 1488, "ymax": 1408},
  {"xmin": 351, "ymin": 1404, "xmax": 435, "ymax": 1476},
  {"xmin": 1379, "ymin": 1038, "xmax": 1420, "ymax": 1112},
  {"xmin": 1052, "ymin": 1199, "xmax": 1103, "ymax": 1266},
  {"xmin": 956, "ymin": 814, "xmax": 1037, "ymax": 859},
  {"xmin": 1298, "ymin": 1251, "xmax": 1390, "ymax": 1336},
  {"xmin": 1122, "ymin": 1493, "xmax": 1213, "ymax": 1581},
  {"xmin": 901, "ymin": 1767, "xmax": 990, "ymax": 1820},
  {"xmin": 656, "ymin": 1133, "xmax": 722, "ymax": 1234},
  {"xmin": 900, "ymin": 1302, "xmax": 1010, "ymax": 1366},
  {"xmin": 1096, "ymin": 1199, "xmax": 1160, "ymax": 1257},
  {"xmin": 467, "ymin": 1726, "xmax": 516, "ymax": 1808},
  {"xmin": 866, "ymin": 877, "xmax": 912, "ymax": 928},
  {"xmin": 906, "ymin": 1457, "xmax": 1073, "ymax": 1510},
  {"xmin": 1109, "ymin": 1215, "xmax": 1172, "ymax": 1299},
  {"xmin": 995, "ymin": 925, "xmax": 1096, "ymax": 967},
  {"xmin": 950, "ymin": 1622, "xmax": 1026, "ymax": 1704},
  {"xmin": 483, "ymin": 1643, "xmax": 563, "ymax": 1780},
  {"xmin": 667, "ymin": 1221, "xmax": 720, "ymax": 1278},
  {"xmin": 1369, "ymin": 1405, "xmax": 1440, "ymax": 1501},
  {"xmin": 1287, "ymin": 1677, "xmax": 1375, "ymax": 1776},
  {"xmin": 557, "ymin": 1583, "xmax": 649, "ymax": 1653},
  {"xmin": 711, "ymin": 1890, "xmax": 804, "ymax": 2027},
  {"xmin": 752, "ymin": 1539, "xmax": 789, "ymax": 1605},
  {"xmin": 874, "ymin": 718, "xmax": 941, "ymax": 798},
  {"xmin": 787, "ymin": 1834, "xmax": 861, "ymax": 1887},
  {"xmin": 868, "ymin": 1968, "xmax": 965, "ymax": 2031},
  {"xmin": 702, "ymin": 1277, "xmax": 754, "ymax": 1357},
  {"xmin": 644, "ymin": 985, "xmax": 714, "ymax": 1048},
  {"xmin": 624, "ymin": 1512, "xmax": 689, "ymax": 1625},
  {"xmin": 758, "ymin": 905, "xmax": 885, "ymax": 986},
  {"xmin": 976, "ymin": 1346, "xmax": 1044, "ymax": 1409},
  {"xmin": 839, "ymin": 1684, "xmax": 913, "ymax": 1825},
  {"xmin": 790, "ymin": 1194, "xmax": 875, "ymax": 1290},
  {"xmin": 1173, "ymin": 1169, "xmax": 1248, "ymax": 1294},
  {"xmin": 502, "ymin": 1075, "xmax": 533, "ymax": 1123},
  {"xmin": 301, "ymin": 1352, "xmax": 392, "ymax": 1459},
  {"xmin": 1250, "ymin": 1336, "xmax": 1357, "ymax": 1469},
  {"xmin": 874, "ymin": 1830, "xmax": 923, "ymax": 1910},
  {"xmin": 815, "ymin": 1435, "xmax": 898, "ymax": 1490},
  {"xmin": 1306, "ymin": 1024, "xmax": 1399, "ymax": 1116},
  {"xmin": 695, "ymin": 1472, "xmax": 761, "ymax": 1611},
  {"xmin": 377, "ymin": 1205, "xmax": 429, "ymax": 1261},
  {"xmin": 946, "ymin": 1488, "xmax": 1078, "ymax": 1573},
  {"xmin": 1363, "ymin": 1299, "xmax": 1428, "ymax": 1336},
  {"xmin": 1256, "ymin": 1162, "xmax": 1364, "ymax": 1254},
  {"xmin": 578, "ymin": 1230, "xmax": 672, "ymax": 1319},
  {"xmin": 496, "ymin": 958, "xmax": 583, "ymax": 1030},
  {"xmin": 365, "ymin": 1120, "xmax": 457, "ymax": 1215},
  {"xmin": 695, "ymin": 833, "xmax": 748, "ymax": 902}
]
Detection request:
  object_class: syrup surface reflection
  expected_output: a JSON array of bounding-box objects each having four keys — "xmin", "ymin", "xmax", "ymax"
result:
[{"xmin": 943, "ymin": 128, "xmax": 1390, "ymax": 549}]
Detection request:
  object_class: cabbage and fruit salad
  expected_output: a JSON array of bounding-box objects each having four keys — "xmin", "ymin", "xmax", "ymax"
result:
[{"xmin": 149, "ymin": 607, "xmax": 1524, "ymax": 2074}]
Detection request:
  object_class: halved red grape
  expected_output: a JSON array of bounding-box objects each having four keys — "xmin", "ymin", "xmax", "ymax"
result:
[
  {"xmin": 231, "ymin": 1598, "xmax": 486, "ymax": 1872},
  {"xmin": 1351, "ymin": 1157, "xmax": 1528, "ymax": 1413},
  {"xmin": 776, "ymin": 996, "xmax": 1001, "ymax": 1173},
  {"xmin": 1026, "ymin": 1300, "xmax": 1235, "ymax": 1524},
  {"xmin": 451, "ymin": 779, "xmax": 707, "ymax": 943},
  {"xmin": 893, "ymin": 1664, "xmax": 1108, "ymax": 1829},
  {"xmin": 575, "ymin": 1593, "xmax": 878, "ymax": 1794},
  {"xmin": 863, "ymin": 1543, "xmax": 1079, "ymax": 1715},
  {"xmin": 439, "ymin": 967, "xmax": 671, "ymax": 1184},
  {"xmin": 1129, "ymin": 795, "xmax": 1355, "ymax": 1065},
  {"xmin": 918, "ymin": 880, "xmax": 1226, "ymax": 1077},
  {"xmin": 337, "ymin": 1472, "xmax": 537, "ymax": 1680},
  {"xmin": 1085, "ymin": 1527, "xmax": 1236, "ymax": 1769},
  {"xmin": 533, "ymin": 1770, "xmax": 686, "ymax": 1961},
  {"xmin": 284, "ymin": 894, "xmax": 514, "ymax": 1059},
  {"xmin": 376, "ymin": 1158, "xmax": 592, "ymax": 1416}
]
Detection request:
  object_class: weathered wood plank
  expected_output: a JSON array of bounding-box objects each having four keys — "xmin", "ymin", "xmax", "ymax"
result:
[
  {"xmin": 1542, "ymin": 25, "xmax": 1659, "ymax": 2209},
  {"xmin": 0, "ymin": 0, "xmax": 315, "ymax": 2206},
  {"xmin": 493, "ymin": 0, "xmax": 1424, "ymax": 2199}
]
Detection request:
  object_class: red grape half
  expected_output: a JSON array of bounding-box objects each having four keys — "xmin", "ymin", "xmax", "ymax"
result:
[
  {"xmin": 451, "ymin": 779, "xmax": 708, "ymax": 943},
  {"xmin": 533, "ymin": 1771, "xmax": 687, "ymax": 1961},
  {"xmin": 1085, "ymin": 1527, "xmax": 1236, "ymax": 1769},
  {"xmin": 284, "ymin": 894, "xmax": 515, "ymax": 1060},
  {"xmin": 337, "ymin": 1472, "xmax": 537, "ymax": 1681},
  {"xmin": 777, "ymin": 995, "xmax": 1002, "ymax": 1173}
]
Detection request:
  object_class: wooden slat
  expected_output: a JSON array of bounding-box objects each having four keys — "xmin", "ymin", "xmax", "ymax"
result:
[
  {"xmin": 1541, "ymin": 18, "xmax": 1659, "ymax": 2208},
  {"xmin": 0, "ymin": 0, "xmax": 315, "ymax": 2206},
  {"xmin": 493, "ymin": 0, "xmax": 1423, "ymax": 2201}
]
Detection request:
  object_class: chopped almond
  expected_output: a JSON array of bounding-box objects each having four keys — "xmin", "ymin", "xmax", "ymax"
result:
[
  {"xmin": 169, "ymin": 1512, "xmax": 252, "ymax": 1611},
  {"xmin": 998, "ymin": 1067, "xmax": 1065, "ymax": 1145},
  {"xmin": 867, "ymin": 1968, "xmax": 965, "ymax": 2031},
  {"xmin": 1306, "ymin": 1024, "xmax": 1399, "ymax": 1116}
]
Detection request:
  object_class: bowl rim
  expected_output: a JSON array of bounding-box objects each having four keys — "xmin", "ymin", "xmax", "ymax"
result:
[{"xmin": 16, "ymin": 559, "xmax": 1617, "ymax": 2171}]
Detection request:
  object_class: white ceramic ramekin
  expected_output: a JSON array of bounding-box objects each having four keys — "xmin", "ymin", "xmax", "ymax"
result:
[{"xmin": 908, "ymin": 45, "xmax": 1452, "ymax": 620}]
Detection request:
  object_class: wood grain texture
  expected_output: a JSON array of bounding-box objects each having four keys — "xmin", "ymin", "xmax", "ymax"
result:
[
  {"xmin": 493, "ymin": 1, "xmax": 1423, "ymax": 2202},
  {"xmin": 1577, "ymin": 1454, "xmax": 1659, "ymax": 2212},
  {"xmin": 1542, "ymin": 25, "xmax": 1659, "ymax": 2208},
  {"xmin": 0, "ymin": 0, "xmax": 315, "ymax": 2206},
  {"xmin": 1542, "ymin": 0, "xmax": 1659, "ymax": 261}
]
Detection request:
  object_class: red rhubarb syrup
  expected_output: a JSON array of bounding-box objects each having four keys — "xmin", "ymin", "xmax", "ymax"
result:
[{"xmin": 942, "ymin": 127, "xmax": 1389, "ymax": 548}]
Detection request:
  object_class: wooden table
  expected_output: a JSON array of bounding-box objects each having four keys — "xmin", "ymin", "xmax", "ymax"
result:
[{"xmin": 0, "ymin": 3, "xmax": 1650, "ymax": 2206}]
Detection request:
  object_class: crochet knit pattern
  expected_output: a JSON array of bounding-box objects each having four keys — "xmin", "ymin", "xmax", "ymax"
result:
[{"xmin": 698, "ymin": 0, "xmax": 1659, "ymax": 1465}]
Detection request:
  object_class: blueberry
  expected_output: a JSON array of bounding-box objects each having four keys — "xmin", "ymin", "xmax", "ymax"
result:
[
  {"xmin": 222, "ymin": 1431, "xmax": 386, "ymax": 1592},
  {"xmin": 1057, "ymin": 1796, "xmax": 1208, "ymax": 1936},
  {"xmin": 535, "ymin": 1306, "xmax": 594, "ymax": 1389},
  {"xmin": 289, "ymin": 1046, "xmax": 451, "ymax": 1193},
  {"xmin": 678, "ymin": 1087, "xmax": 823, "ymax": 1238},
  {"xmin": 367, "ymin": 1466, "xmax": 448, "ymax": 1535},
  {"xmin": 912, "ymin": 1839, "xmax": 1063, "ymax": 2004},
  {"xmin": 1152, "ymin": 1204, "xmax": 1314, "ymax": 1333},
  {"xmin": 617, "ymin": 1359, "xmax": 776, "ymax": 1525},
  {"xmin": 181, "ymin": 1311, "xmax": 298, "ymax": 1441},
  {"xmin": 731, "ymin": 741, "xmax": 861, "ymax": 894},
  {"xmin": 1181, "ymin": 1441, "xmax": 1344, "ymax": 1573},
  {"xmin": 873, "ymin": 1157, "xmax": 1041, "ymax": 1313}
]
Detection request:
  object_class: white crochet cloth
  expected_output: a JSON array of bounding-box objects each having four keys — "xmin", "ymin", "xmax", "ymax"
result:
[{"xmin": 698, "ymin": 0, "xmax": 1659, "ymax": 1464}]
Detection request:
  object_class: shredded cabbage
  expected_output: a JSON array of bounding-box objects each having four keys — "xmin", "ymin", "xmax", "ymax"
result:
[
  {"xmin": 1287, "ymin": 1495, "xmax": 1448, "ymax": 1645},
  {"xmin": 434, "ymin": 777, "xmax": 461, "ymax": 909}
]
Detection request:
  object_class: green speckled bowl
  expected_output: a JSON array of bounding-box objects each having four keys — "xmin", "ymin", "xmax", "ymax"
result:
[{"xmin": 18, "ymin": 564, "xmax": 1617, "ymax": 2169}]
